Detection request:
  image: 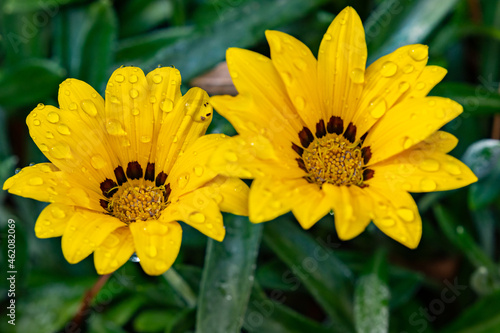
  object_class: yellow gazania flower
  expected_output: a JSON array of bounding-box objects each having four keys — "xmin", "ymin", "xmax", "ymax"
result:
[
  {"xmin": 209, "ymin": 7, "xmax": 477, "ymax": 248},
  {"xmin": 3, "ymin": 66, "xmax": 248, "ymax": 275}
]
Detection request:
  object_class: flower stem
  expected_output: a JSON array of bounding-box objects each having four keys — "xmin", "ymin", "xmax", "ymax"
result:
[{"xmin": 163, "ymin": 268, "xmax": 197, "ymax": 308}]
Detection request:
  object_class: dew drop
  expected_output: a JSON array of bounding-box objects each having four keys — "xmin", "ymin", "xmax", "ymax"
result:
[
  {"xmin": 206, "ymin": 223, "xmax": 213, "ymax": 229},
  {"xmin": 152, "ymin": 74, "xmax": 162, "ymax": 84},
  {"xmin": 224, "ymin": 151, "xmax": 238, "ymax": 162},
  {"xmin": 57, "ymin": 124, "xmax": 71, "ymax": 135},
  {"xmin": 51, "ymin": 207, "xmax": 66, "ymax": 219},
  {"xmin": 350, "ymin": 68, "xmax": 365, "ymax": 84},
  {"xmin": 408, "ymin": 45, "xmax": 428, "ymax": 61},
  {"xmin": 281, "ymin": 72, "xmax": 293, "ymax": 86},
  {"xmin": 415, "ymin": 82, "xmax": 426, "ymax": 90},
  {"xmin": 230, "ymin": 71, "xmax": 238, "ymax": 79},
  {"xmin": 402, "ymin": 64, "xmax": 414, "ymax": 74},
  {"xmin": 323, "ymin": 33, "xmax": 332, "ymax": 41},
  {"xmin": 140, "ymin": 135, "xmax": 151, "ymax": 143},
  {"xmin": 39, "ymin": 144, "xmax": 49, "ymax": 152},
  {"xmin": 155, "ymin": 261, "xmax": 168, "ymax": 272},
  {"xmin": 64, "ymin": 90, "xmax": 70, "ymax": 96},
  {"xmin": 37, "ymin": 103, "xmax": 45, "ymax": 110},
  {"xmin": 50, "ymin": 144, "xmax": 72, "ymax": 159},
  {"xmin": 91, "ymin": 155, "xmax": 107, "ymax": 169},
  {"xmin": 114, "ymin": 74, "xmax": 125, "ymax": 83},
  {"xmin": 147, "ymin": 245, "xmax": 158, "ymax": 258},
  {"xmin": 33, "ymin": 119, "xmax": 41, "ymax": 126},
  {"xmin": 177, "ymin": 173, "xmax": 189, "ymax": 189},
  {"xmin": 161, "ymin": 98, "xmax": 174, "ymax": 112},
  {"xmin": 149, "ymin": 96, "xmax": 157, "ymax": 104},
  {"xmin": 293, "ymin": 58, "xmax": 307, "ymax": 70},
  {"xmin": 419, "ymin": 159, "xmax": 440, "ymax": 172},
  {"xmin": 380, "ymin": 61, "xmax": 398, "ymax": 77},
  {"xmin": 403, "ymin": 137, "xmax": 413, "ymax": 149},
  {"xmin": 420, "ymin": 178, "xmax": 437, "ymax": 191},
  {"xmin": 69, "ymin": 102, "xmax": 78, "ymax": 111},
  {"xmin": 189, "ymin": 212, "xmax": 206, "ymax": 223},
  {"xmin": 106, "ymin": 119, "xmax": 127, "ymax": 136},
  {"xmin": 194, "ymin": 165, "xmax": 204, "ymax": 176},
  {"xmin": 396, "ymin": 208, "xmax": 415, "ymax": 222},
  {"xmin": 444, "ymin": 162, "xmax": 461, "ymax": 175},
  {"xmin": 379, "ymin": 217, "xmax": 395, "ymax": 227},
  {"xmin": 295, "ymin": 96, "xmax": 305, "ymax": 110},
  {"xmin": 81, "ymin": 99, "xmax": 98, "ymax": 116},
  {"xmin": 146, "ymin": 223, "xmax": 169, "ymax": 235},
  {"xmin": 398, "ymin": 81, "xmax": 410, "ymax": 93},
  {"xmin": 47, "ymin": 112, "xmax": 60, "ymax": 123},
  {"xmin": 129, "ymin": 74, "xmax": 138, "ymax": 83},
  {"xmin": 129, "ymin": 89, "xmax": 139, "ymax": 99},
  {"xmin": 132, "ymin": 108, "xmax": 140, "ymax": 116},
  {"xmin": 172, "ymin": 135, "xmax": 178, "ymax": 143},
  {"xmin": 369, "ymin": 99, "xmax": 387, "ymax": 119},
  {"xmin": 28, "ymin": 177, "xmax": 43, "ymax": 186}
]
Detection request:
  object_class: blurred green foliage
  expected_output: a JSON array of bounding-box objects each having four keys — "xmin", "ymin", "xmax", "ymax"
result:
[{"xmin": 1, "ymin": 0, "xmax": 500, "ymax": 332}]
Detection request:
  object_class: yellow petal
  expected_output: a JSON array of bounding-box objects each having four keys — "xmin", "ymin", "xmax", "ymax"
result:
[
  {"xmin": 249, "ymin": 177, "xmax": 311, "ymax": 223},
  {"xmin": 266, "ymin": 30, "xmax": 321, "ymax": 131},
  {"xmin": 353, "ymin": 44, "xmax": 429, "ymax": 140},
  {"xmin": 363, "ymin": 97, "xmax": 462, "ymax": 165},
  {"xmin": 3, "ymin": 163, "xmax": 103, "ymax": 211},
  {"xmin": 104, "ymin": 67, "xmax": 154, "ymax": 169},
  {"xmin": 318, "ymin": 6, "xmax": 367, "ymax": 125},
  {"xmin": 291, "ymin": 183, "xmax": 331, "ymax": 230},
  {"xmin": 94, "ymin": 226, "xmax": 135, "ymax": 274},
  {"xmin": 208, "ymin": 134, "xmax": 304, "ymax": 179},
  {"xmin": 146, "ymin": 67, "xmax": 183, "ymax": 162},
  {"xmin": 168, "ymin": 134, "xmax": 225, "ymax": 200},
  {"xmin": 27, "ymin": 102, "xmax": 116, "ymax": 191},
  {"xmin": 323, "ymin": 184, "xmax": 372, "ymax": 240},
  {"xmin": 62, "ymin": 210, "xmax": 124, "ymax": 264},
  {"xmin": 204, "ymin": 176, "xmax": 249, "ymax": 217},
  {"xmin": 129, "ymin": 220, "xmax": 182, "ymax": 276},
  {"xmin": 368, "ymin": 142, "xmax": 477, "ymax": 193},
  {"xmin": 155, "ymin": 87, "xmax": 213, "ymax": 176},
  {"xmin": 160, "ymin": 188, "xmax": 226, "ymax": 242},
  {"xmin": 400, "ymin": 65, "xmax": 447, "ymax": 100},
  {"xmin": 365, "ymin": 185, "xmax": 422, "ymax": 248},
  {"xmin": 35, "ymin": 203, "xmax": 75, "ymax": 238}
]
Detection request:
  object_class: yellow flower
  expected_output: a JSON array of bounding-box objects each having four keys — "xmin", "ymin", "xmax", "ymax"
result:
[
  {"xmin": 209, "ymin": 7, "xmax": 477, "ymax": 248},
  {"xmin": 3, "ymin": 66, "xmax": 248, "ymax": 275}
]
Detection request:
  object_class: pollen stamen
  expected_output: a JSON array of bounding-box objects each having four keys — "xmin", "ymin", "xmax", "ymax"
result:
[{"xmin": 109, "ymin": 184, "xmax": 168, "ymax": 223}]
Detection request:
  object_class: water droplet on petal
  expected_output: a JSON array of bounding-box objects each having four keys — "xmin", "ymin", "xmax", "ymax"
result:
[
  {"xmin": 420, "ymin": 178, "xmax": 437, "ymax": 191},
  {"xmin": 419, "ymin": 159, "xmax": 440, "ymax": 172},
  {"xmin": 379, "ymin": 217, "xmax": 395, "ymax": 227},
  {"xmin": 398, "ymin": 81, "xmax": 410, "ymax": 93},
  {"xmin": 155, "ymin": 261, "xmax": 168, "ymax": 272},
  {"xmin": 132, "ymin": 108, "xmax": 140, "ymax": 116},
  {"xmin": 408, "ymin": 45, "xmax": 428, "ymax": 61},
  {"xmin": 295, "ymin": 96, "xmax": 305, "ymax": 110},
  {"xmin": 224, "ymin": 151, "xmax": 238, "ymax": 162},
  {"xmin": 444, "ymin": 162, "xmax": 461, "ymax": 175},
  {"xmin": 129, "ymin": 74, "xmax": 138, "ymax": 83},
  {"xmin": 81, "ymin": 100, "xmax": 98, "ymax": 116},
  {"xmin": 189, "ymin": 212, "xmax": 205, "ymax": 223},
  {"xmin": 57, "ymin": 124, "xmax": 71, "ymax": 135},
  {"xmin": 37, "ymin": 103, "xmax": 45, "ymax": 110},
  {"xmin": 140, "ymin": 135, "xmax": 151, "ymax": 143},
  {"xmin": 91, "ymin": 155, "xmax": 107, "ymax": 169},
  {"xmin": 68, "ymin": 102, "xmax": 78, "ymax": 111},
  {"xmin": 129, "ymin": 89, "xmax": 139, "ymax": 99},
  {"xmin": 323, "ymin": 33, "xmax": 332, "ymax": 41},
  {"xmin": 39, "ymin": 144, "xmax": 49, "ymax": 152},
  {"xmin": 403, "ymin": 64, "xmax": 414, "ymax": 73},
  {"xmin": 152, "ymin": 74, "xmax": 162, "ymax": 84},
  {"xmin": 147, "ymin": 245, "xmax": 157, "ymax": 258},
  {"xmin": 281, "ymin": 72, "xmax": 293, "ymax": 86},
  {"xmin": 115, "ymin": 74, "xmax": 125, "ymax": 83},
  {"xmin": 380, "ymin": 61, "xmax": 398, "ymax": 77},
  {"xmin": 33, "ymin": 119, "xmax": 41, "ymax": 126},
  {"xmin": 177, "ymin": 173, "xmax": 189, "ymax": 189},
  {"xmin": 149, "ymin": 96, "xmax": 157, "ymax": 103},
  {"xmin": 146, "ymin": 223, "xmax": 168, "ymax": 235},
  {"xmin": 28, "ymin": 177, "xmax": 43, "ymax": 186},
  {"xmin": 396, "ymin": 208, "xmax": 415, "ymax": 222},
  {"xmin": 106, "ymin": 119, "xmax": 127, "ymax": 136},
  {"xmin": 194, "ymin": 165, "xmax": 204, "ymax": 176},
  {"xmin": 51, "ymin": 207, "xmax": 66, "ymax": 219},
  {"xmin": 293, "ymin": 58, "xmax": 307, "ymax": 70},
  {"xmin": 51, "ymin": 144, "xmax": 72, "ymax": 159},
  {"xmin": 350, "ymin": 68, "xmax": 365, "ymax": 84},
  {"xmin": 415, "ymin": 82, "xmax": 426, "ymax": 90},
  {"xmin": 161, "ymin": 99, "xmax": 174, "ymax": 112},
  {"xmin": 47, "ymin": 112, "xmax": 60, "ymax": 123},
  {"xmin": 403, "ymin": 137, "xmax": 414, "ymax": 149},
  {"xmin": 369, "ymin": 98, "xmax": 387, "ymax": 119}
]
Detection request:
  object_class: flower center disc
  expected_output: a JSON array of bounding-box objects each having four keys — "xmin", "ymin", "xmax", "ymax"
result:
[
  {"xmin": 302, "ymin": 136, "xmax": 364, "ymax": 186},
  {"xmin": 111, "ymin": 184, "xmax": 166, "ymax": 223}
]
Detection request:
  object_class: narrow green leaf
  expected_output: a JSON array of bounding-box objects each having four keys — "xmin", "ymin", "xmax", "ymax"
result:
[
  {"xmin": 354, "ymin": 249, "xmax": 389, "ymax": 333},
  {"xmin": 136, "ymin": 0, "xmax": 329, "ymax": 80},
  {"xmin": 264, "ymin": 218, "xmax": 354, "ymax": 332},
  {"xmin": 3, "ymin": 0, "xmax": 84, "ymax": 13},
  {"xmin": 0, "ymin": 59, "xmax": 65, "ymax": 109},
  {"xmin": 78, "ymin": 0, "xmax": 117, "ymax": 89},
  {"xmin": 365, "ymin": 0, "xmax": 460, "ymax": 61},
  {"xmin": 133, "ymin": 309, "xmax": 190, "ymax": 333},
  {"xmin": 162, "ymin": 267, "xmax": 197, "ymax": 308},
  {"xmin": 196, "ymin": 215, "xmax": 262, "ymax": 333},
  {"xmin": 430, "ymin": 83, "xmax": 500, "ymax": 115},
  {"xmin": 102, "ymin": 295, "xmax": 146, "ymax": 327},
  {"xmin": 117, "ymin": 0, "xmax": 173, "ymax": 38},
  {"xmin": 243, "ymin": 283, "xmax": 332, "ymax": 333},
  {"xmin": 441, "ymin": 290, "xmax": 500, "ymax": 333}
]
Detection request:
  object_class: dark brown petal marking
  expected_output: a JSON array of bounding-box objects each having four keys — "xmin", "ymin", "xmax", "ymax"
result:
[
  {"xmin": 114, "ymin": 166, "xmax": 127, "ymax": 185},
  {"xmin": 292, "ymin": 142, "xmax": 304, "ymax": 156},
  {"xmin": 100, "ymin": 199, "xmax": 109, "ymax": 210},
  {"xmin": 100, "ymin": 179, "xmax": 118, "ymax": 198},
  {"xmin": 126, "ymin": 161, "xmax": 143, "ymax": 180},
  {"xmin": 327, "ymin": 116, "xmax": 343, "ymax": 135},
  {"xmin": 164, "ymin": 183, "xmax": 172, "ymax": 201},
  {"xmin": 156, "ymin": 171, "xmax": 168, "ymax": 187},
  {"xmin": 315, "ymin": 119, "xmax": 327, "ymax": 138},
  {"xmin": 296, "ymin": 158, "xmax": 307, "ymax": 172},
  {"xmin": 363, "ymin": 169, "xmax": 375, "ymax": 181},
  {"xmin": 298, "ymin": 127, "xmax": 314, "ymax": 148},
  {"xmin": 361, "ymin": 146, "xmax": 372, "ymax": 165},
  {"xmin": 344, "ymin": 122, "xmax": 357, "ymax": 143},
  {"xmin": 360, "ymin": 132, "xmax": 368, "ymax": 142},
  {"xmin": 145, "ymin": 162, "xmax": 155, "ymax": 182}
]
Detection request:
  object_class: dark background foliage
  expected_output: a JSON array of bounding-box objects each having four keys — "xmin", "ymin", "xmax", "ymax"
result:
[{"xmin": 1, "ymin": 0, "xmax": 500, "ymax": 332}]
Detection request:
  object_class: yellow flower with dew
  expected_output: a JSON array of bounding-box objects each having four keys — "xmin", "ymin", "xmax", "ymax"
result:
[
  {"xmin": 3, "ymin": 66, "xmax": 248, "ymax": 275},
  {"xmin": 209, "ymin": 7, "xmax": 477, "ymax": 248}
]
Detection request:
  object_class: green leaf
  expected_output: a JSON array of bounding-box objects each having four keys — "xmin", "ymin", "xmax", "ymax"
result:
[
  {"xmin": 354, "ymin": 250, "xmax": 389, "ymax": 333},
  {"xmin": 77, "ymin": 0, "xmax": 117, "ymax": 89},
  {"xmin": 3, "ymin": 0, "xmax": 84, "ymax": 13},
  {"xmin": 243, "ymin": 283, "xmax": 332, "ymax": 333},
  {"xmin": 133, "ymin": 309, "xmax": 189, "ymax": 333},
  {"xmin": 462, "ymin": 139, "xmax": 500, "ymax": 209},
  {"xmin": 136, "ymin": 0, "xmax": 329, "ymax": 80},
  {"xmin": 0, "ymin": 59, "xmax": 65, "ymax": 109},
  {"xmin": 441, "ymin": 290, "xmax": 500, "ymax": 333},
  {"xmin": 430, "ymin": 83, "xmax": 500, "ymax": 115},
  {"xmin": 365, "ymin": 0, "xmax": 460, "ymax": 62},
  {"xmin": 263, "ymin": 218, "xmax": 354, "ymax": 332},
  {"xmin": 117, "ymin": 0, "xmax": 172, "ymax": 38},
  {"xmin": 102, "ymin": 295, "xmax": 147, "ymax": 327},
  {"xmin": 196, "ymin": 215, "xmax": 262, "ymax": 333}
]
